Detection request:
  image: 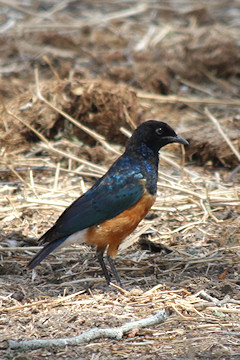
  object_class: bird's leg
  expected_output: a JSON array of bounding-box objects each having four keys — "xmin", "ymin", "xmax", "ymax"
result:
[
  {"xmin": 96, "ymin": 250, "xmax": 111, "ymax": 285},
  {"xmin": 106, "ymin": 256, "xmax": 123, "ymax": 287}
]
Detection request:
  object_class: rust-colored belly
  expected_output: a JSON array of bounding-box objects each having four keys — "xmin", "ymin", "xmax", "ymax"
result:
[{"xmin": 86, "ymin": 192, "xmax": 156, "ymax": 258}]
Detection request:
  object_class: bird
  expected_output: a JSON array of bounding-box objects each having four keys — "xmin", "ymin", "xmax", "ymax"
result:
[{"xmin": 27, "ymin": 120, "xmax": 188, "ymax": 286}]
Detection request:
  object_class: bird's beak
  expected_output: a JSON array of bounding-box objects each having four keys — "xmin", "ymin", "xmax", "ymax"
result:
[
  {"xmin": 163, "ymin": 135, "xmax": 189, "ymax": 146},
  {"xmin": 174, "ymin": 135, "xmax": 189, "ymax": 146}
]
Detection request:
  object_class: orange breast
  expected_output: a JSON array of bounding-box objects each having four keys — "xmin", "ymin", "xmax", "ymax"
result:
[{"xmin": 86, "ymin": 192, "xmax": 156, "ymax": 258}]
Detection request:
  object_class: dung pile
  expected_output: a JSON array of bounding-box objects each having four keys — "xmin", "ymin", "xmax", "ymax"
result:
[
  {"xmin": 164, "ymin": 24, "xmax": 240, "ymax": 82},
  {"xmin": 182, "ymin": 120, "xmax": 240, "ymax": 168},
  {"xmin": 0, "ymin": 79, "xmax": 139, "ymax": 152},
  {"xmin": 67, "ymin": 79, "xmax": 139, "ymax": 145}
]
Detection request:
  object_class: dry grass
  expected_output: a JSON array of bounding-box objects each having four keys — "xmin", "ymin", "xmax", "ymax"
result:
[{"xmin": 0, "ymin": 1, "xmax": 240, "ymax": 359}]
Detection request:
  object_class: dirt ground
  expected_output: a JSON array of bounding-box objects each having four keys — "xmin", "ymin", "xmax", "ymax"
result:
[{"xmin": 0, "ymin": 1, "xmax": 240, "ymax": 359}]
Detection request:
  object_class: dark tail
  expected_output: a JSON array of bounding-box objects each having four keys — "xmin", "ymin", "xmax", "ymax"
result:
[{"xmin": 27, "ymin": 237, "xmax": 67, "ymax": 270}]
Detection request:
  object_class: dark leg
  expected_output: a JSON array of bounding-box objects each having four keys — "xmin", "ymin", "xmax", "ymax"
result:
[
  {"xmin": 96, "ymin": 250, "xmax": 111, "ymax": 285},
  {"xmin": 107, "ymin": 256, "xmax": 123, "ymax": 287}
]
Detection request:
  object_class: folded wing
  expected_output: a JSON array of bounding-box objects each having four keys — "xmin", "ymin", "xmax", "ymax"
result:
[{"xmin": 40, "ymin": 170, "xmax": 145, "ymax": 244}]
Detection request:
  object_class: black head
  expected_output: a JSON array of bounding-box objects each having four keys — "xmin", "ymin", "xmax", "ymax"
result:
[{"xmin": 127, "ymin": 120, "xmax": 189, "ymax": 152}]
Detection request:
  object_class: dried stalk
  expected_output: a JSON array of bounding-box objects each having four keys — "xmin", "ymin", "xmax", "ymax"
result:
[
  {"xmin": 137, "ymin": 91, "xmax": 240, "ymax": 106},
  {"xmin": 19, "ymin": 3, "xmax": 148, "ymax": 31},
  {"xmin": 204, "ymin": 107, "xmax": 240, "ymax": 162}
]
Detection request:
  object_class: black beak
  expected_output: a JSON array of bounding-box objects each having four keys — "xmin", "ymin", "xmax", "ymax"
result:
[
  {"xmin": 174, "ymin": 135, "xmax": 189, "ymax": 146},
  {"xmin": 164, "ymin": 135, "xmax": 189, "ymax": 146}
]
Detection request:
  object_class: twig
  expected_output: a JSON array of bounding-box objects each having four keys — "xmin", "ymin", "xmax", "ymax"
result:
[
  {"xmin": 0, "ymin": 0, "xmax": 39, "ymax": 16},
  {"xmin": 0, "ymin": 165, "xmax": 102, "ymax": 178},
  {"xmin": 0, "ymin": 246, "xmax": 87, "ymax": 253},
  {"xmin": 228, "ymin": 164, "xmax": 240, "ymax": 182},
  {"xmin": 196, "ymin": 289, "xmax": 219, "ymax": 303},
  {"xmin": 53, "ymin": 162, "xmax": 61, "ymax": 191},
  {"xmin": 20, "ymin": 4, "xmax": 148, "ymax": 31},
  {"xmin": 134, "ymin": 25, "xmax": 171, "ymax": 52},
  {"xmin": 204, "ymin": 107, "xmax": 240, "ymax": 162},
  {"xmin": 206, "ymin": 307, "xmax": 240, "ymax": 314},
  {"xmin": 157, "ymin": 182, "xmax": 205, "ymax": 200},
  {"xmin": 4, "ymin": 164, "xmax": 39, "ymax": 198},
  {"xmin": 177, "ymin": 77, "xmax": 213, "ymax": 96},
  {"xmin": 119, "ymin": 223, "xmax": 154, "ymax": 253},
  {"xmin": 137, "ymin": 91, "xmax": 240, "ymax": 106},
  {"xmin": 5, "ymin": 310, "xmax": 168, "ymax": 350},
  {"xmin": 42, "ymin": 55, "xmax": 61, "ymax": 81},
  {"xmin": 195, "ymin": 291, "xmax": 240, "ymax": 309},
  {"xmin": 0, "ymin": 246, "xmax": 41, "ymax": 252},
  {"xmin": 109, "ymin": 282, "xmax": 129, "ymax": 294}
]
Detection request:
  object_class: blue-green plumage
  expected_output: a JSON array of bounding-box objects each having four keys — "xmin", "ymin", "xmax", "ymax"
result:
[{"xmin": 27, "ymin": 120, "xmax": 188, "ymax": 285}]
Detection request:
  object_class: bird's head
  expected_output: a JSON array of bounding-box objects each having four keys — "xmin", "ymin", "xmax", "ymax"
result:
[{"xmin": 127, "ymin": 120, "xmax": 189, "ymax": 153}]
